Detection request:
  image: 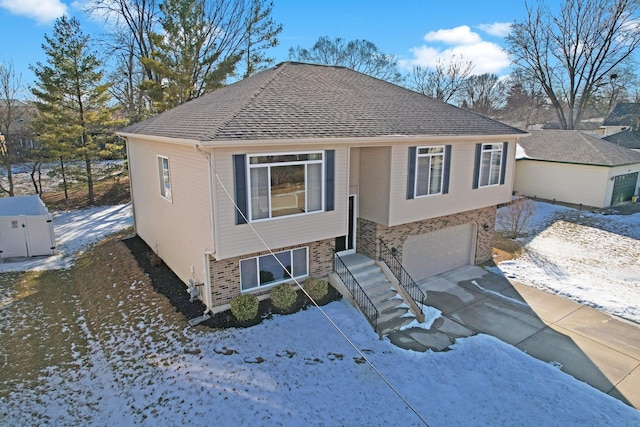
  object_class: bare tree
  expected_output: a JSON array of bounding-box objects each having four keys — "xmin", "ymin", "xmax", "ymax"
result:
[
  {"xmin": 409, "ymin": 55, "xmax": 474, "ymax": 103},
  {"xmin": 497, "ymin": 197, "xmax": 537, "ymax": 239},
  {"xmin": 289, "ymin": 36, "xmax": 403, "ymax": 84},
  {"xmin": 0, "ymin": 61, "xmax": 27, "ymax": 196},
  {"xmin": 460, "ymin": 73, "xmax": 508, "ymax": 118},
  {"xmin": 506, "ymin": 0, "xmax": 640, "ymax": 129},
  {"xmin": 501, "ymin": 69, "xmax": 551, "ymax": 128}
]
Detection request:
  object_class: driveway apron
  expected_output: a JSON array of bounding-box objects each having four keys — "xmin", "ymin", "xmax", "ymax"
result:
[{"xmin": 414, "ymin": 265, "xmax": 640, "ymax": 409}]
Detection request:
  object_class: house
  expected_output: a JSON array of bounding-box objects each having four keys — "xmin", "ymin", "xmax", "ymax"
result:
[
  {"xmin": 117, "ymin": 62, "xmax": 526, "ymax": 317},
  {"xmin": 603, "ymin": 129, "xmax": 640, "ymax": 153},
  {"xmin": 514, "ymin": 130, "xmax": 640, "ymax": 208},
  {"xmin": 597, "ymin": 102, "xmax": 640, "ymax": 137}
]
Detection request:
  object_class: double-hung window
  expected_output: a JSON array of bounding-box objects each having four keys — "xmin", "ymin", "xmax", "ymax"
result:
[
  {"xmin": 407, "ymin": 145, "xmax": 451, "ymax": 199},
  {"xmin": 478, "ymin": 143, "xmax": 504, "ymax": 187},
  {"xmin": 157, "ymin": 155, "xmax": 172, "ymax": 201},
  {"xmin": 240, "ymin": 247, "xmax": 309, "ymax": 291},
  {"xmin": 247, "ymin": 152, "xmax": 324, "ymax": 221},
  {"xmin": 415, "ymin": 146, "xmax": 445, "ymax": 196}
]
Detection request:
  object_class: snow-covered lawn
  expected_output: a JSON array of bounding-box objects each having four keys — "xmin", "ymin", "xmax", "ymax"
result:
[
  {"xmin": 1, "ymin": 202, "xmax": 639, "ymax": 425},
  {"xmin": 0, "ymin": 203, "xmax": 133, "ymax": 272},
  {"xmin": 496, "ymin": 202, "xmax": 640, "ymax": 324}
]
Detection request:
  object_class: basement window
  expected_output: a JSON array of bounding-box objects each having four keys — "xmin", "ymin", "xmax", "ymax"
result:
[{"xmin": 240, "ymin": 247, "xmax": 309, "ymax": 291}]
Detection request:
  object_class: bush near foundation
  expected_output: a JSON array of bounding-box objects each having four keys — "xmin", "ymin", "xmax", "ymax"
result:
[
  {"xmin": 270, "ymin": 283, "xmax": 297, "ymax": 312},
  {"xmin": 303, "ymin": 277, "xmax": 329, "ymax": 302},
  {"xmin": 230, "ymin": 294, "xmax": 259, "ymax": 322}
]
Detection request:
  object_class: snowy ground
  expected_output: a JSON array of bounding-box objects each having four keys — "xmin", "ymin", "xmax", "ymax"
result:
[
  {"xmin": 495, "ymin": 201, "xmax": 640, "ymax": 324},
  {"xmin": 0, "ymin": 203, "xmax": 133, "ymax": 272},
  {"xmin": 1, "ymin": 202, "xmax": 639, "ymax": 425}
]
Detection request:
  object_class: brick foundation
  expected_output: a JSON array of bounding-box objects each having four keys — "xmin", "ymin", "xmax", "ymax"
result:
[
  {"xmin": 357, "ymin": 206, "xmax": 496, "ymax": 266},
  {"xmin": 208, "ymin": 238, "xmax": 335, "ymax": 312}
]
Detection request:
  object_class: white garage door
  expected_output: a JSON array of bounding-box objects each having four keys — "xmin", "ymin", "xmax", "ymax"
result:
[{"xmin": 403, "ymin": 223, "xmax": 475, "ymax": 281}]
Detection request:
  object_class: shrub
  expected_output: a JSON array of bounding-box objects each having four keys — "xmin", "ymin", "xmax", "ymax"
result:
[
  {"xmin": 270, "ymin": 283, "xmax": 297, "ymax": 312},
  {"xmin": 230, "ymin": 294, "xmax": 259, "ymax": 323},
  {"xmin": 303, "ymin": 277, "xmax": 329, "ymax": 302},
  {"xmin": 496, "ymin": 196, "xmax": 536, "ymax": 239}
]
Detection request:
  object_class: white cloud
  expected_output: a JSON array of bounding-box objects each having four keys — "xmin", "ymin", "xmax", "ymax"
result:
[
  {"xmin": 400, "ymin": 25, "xmax": 512, "ymax": 76},
  {"xmin": 477, "ymin": 22, "xmax": 513, "ymax": 37},
  {"xmin": 424, "ymin": 25, "xmax": 481, "ymax": 45},
  {"xmin": 0, "ymin": 0, "xmax": 67, "ymax": 25}
]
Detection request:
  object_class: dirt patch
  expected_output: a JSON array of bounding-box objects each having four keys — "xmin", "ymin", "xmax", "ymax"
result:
[
  {"xmin": 122, "ymin": 235, "xmax": 342, "ymax": 329},
  {"xmin": 41, "ymin": 176, "xmax": 131, "ymax": 211},
  {"xmin": 492, "ymin": 235, "xmax": 523, "ymax": 263}
]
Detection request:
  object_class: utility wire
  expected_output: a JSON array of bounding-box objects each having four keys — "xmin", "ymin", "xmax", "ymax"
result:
[{"xmin": 202, "ymin": 150, "xmax": 430, "ymax": 427}]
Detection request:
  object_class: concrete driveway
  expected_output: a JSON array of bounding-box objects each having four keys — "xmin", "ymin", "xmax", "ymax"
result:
[{"xmin": 412, "ymin": 265, "xmax": 640, "ymax": 409}]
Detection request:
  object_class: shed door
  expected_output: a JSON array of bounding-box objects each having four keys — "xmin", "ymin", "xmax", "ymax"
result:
[
  {"xmin": 402, "ymin": 223, "xmax": 476, "ymax": 282},
  {"xmin": 0, "ymin": 217, "xmax": 29, "ymax": 258},
  {"xmin": 611, "ymin": 172, "xmax": 638, "ymax": 205}
]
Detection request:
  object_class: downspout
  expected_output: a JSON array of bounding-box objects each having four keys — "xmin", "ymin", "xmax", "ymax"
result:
[{"xmin": 193, "ymin": 145, "xmax": 217, "ymax": 320}]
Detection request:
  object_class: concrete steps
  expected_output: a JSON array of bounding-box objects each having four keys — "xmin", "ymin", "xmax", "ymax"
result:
[{"xmin": 336, "ymin": 253, "xmax": 415, "ymax": 335}]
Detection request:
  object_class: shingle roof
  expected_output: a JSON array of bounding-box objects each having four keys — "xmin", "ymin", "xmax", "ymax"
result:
[
  {"xmin": 517, "ymin": 130, "xmax": 640, "ymax": 166},
  {"xmin": 603, "ymin": 130, "xmax": 640, "ymax": 150},
  {"xmin": 120, "ymin": 62, "xmax": 525, "ymax": 142},
  {"xmin": 602, "ymin": 102, "xmax": 640, "ymax": 128}
]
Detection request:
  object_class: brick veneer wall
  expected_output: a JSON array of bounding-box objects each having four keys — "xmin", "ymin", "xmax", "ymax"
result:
[
  {"xmin": 208, "ymin": 238, "xmax": 335, "ymax": 312},
  {"xmin": 357, "ymin": 206, "xmax": 496, "ymax": 266}
]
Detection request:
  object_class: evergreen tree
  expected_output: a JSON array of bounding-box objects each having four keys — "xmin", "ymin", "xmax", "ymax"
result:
[
  {"xmin": 242, "ymin": 0, "xmax": 282, "ymax": 77},
  {"xmin": 31, "ymin": 15, "xmax": 122, "ymax": 205}
]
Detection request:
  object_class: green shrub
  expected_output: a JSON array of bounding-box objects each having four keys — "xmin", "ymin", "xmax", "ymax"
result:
[
  {"xmin": 230, "ymin": 294, "xmax": 259, "ymax": 322},
  {"xmin": 303, "ymin": 277, "xmax": 329, "ymax": 302},
  {"xmin": 270, "ymin": 283, "xmax": 297, "ymax": 312}
]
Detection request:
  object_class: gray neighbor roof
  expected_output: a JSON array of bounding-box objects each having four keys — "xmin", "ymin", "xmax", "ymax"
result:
[
  {"xmin": 518, "ymin": 130, "xmax": 640, "ymax": 166},
  {"xmin": 603, "ymin": 129, "xmax": 640, "ymax": 150},
  {"xmin": 120, "ymin": 62, "xmax": 525, "ymax": 142},
  {"xmin": 602, "ymin": 102, "xmax": 640, "ymax": 128}
]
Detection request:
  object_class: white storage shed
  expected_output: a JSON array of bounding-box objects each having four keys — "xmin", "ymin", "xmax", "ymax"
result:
[{"xmin": 0, "ymin": 195, "xmax": 56, "ymax": 259}]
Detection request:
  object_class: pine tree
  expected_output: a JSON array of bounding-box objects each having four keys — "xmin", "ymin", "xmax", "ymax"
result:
[
  {"xmin": 31, "ymin": 15, "xmax": 122, "ymax": 205},
  {"xmin": 242, "ymin": 0, "xmax": 282, "ymax": 77}
]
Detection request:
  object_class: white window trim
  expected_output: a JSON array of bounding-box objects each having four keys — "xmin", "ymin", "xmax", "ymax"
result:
[
  {"xmin": 414, "ymin": 145, "xmax": 445, "ymax": 197},
  {"xmin": 239, "ymin": 247, "xmax": 309, "ymax": 292},
  {"xmin": 157, "ymin": 155, "xmax": 172, "ymax": 202},
  {"xmin": 478, "ymin": 143, "xmax": 504, "ymax": 188},
  {"xmin": 247, "ymin": 151, "xmax": 325, "ymax": 222}
]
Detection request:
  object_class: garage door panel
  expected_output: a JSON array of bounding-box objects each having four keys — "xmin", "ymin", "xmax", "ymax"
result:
[
  {"xmin": 403, "ymin": 223, "xmax": 475, "ymax": 281},
  {"xmin": 612, "ymin": 172, "xmax": 638, "ymax": 205}
]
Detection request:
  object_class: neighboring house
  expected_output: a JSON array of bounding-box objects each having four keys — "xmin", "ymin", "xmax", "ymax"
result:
[
  {"xmin": 117, "ymin": 62, "xmax": 526, "ymax": 315},
  {"xmin": 597, "ymin": 102, "xmax": 640, "ymax": 137},
  {"xmin": 514, "ymin": 130, "xmax": 640, "ymax": 208},
  {"xmin": 603, "ymin": 129, "xmax": 640, "ymax": 153}
]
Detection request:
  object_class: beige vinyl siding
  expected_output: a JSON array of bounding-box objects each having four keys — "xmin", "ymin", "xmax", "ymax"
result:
[
  {"xmin": 387, "ymin": 140, "xmax": 516, "ymax": 227},
  {"xmin": 358, "ymin": 146, "xmax": 391, "ymax": 225},
  {"xmin": 514, "ymin": 160, "xmax": 611, "ymax": 208},
  {"xmin": 128, "ymin": 138, "xmax": 213, "ymax": 284},
  {"xmin": 348, "ymin": 147, "xmax": 360, "ymax": 195},
  {"xmin": 211, "ymin": 146, "xmax": 348, "ymax": 260}
]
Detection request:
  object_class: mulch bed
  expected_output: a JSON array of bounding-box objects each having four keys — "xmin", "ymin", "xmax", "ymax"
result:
[{"xmin": 123, "ymin": 235, "xmax": 341, "ymax": 329}]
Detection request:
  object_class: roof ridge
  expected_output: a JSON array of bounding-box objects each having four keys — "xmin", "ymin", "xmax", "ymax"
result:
[{"xmin": 212, "ymin": 64, "xmax": 287, "ymax": 139}]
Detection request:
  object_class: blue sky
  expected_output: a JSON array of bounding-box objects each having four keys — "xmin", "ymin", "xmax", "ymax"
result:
[{"xmin": 0, "ymin": 0, "xmax": 531, "ymax": 95}]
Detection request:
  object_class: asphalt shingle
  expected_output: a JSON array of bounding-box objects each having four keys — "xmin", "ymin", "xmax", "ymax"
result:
[
  {"xmin": 518, "ymin": 130, "xmax": 640, "ymax": 166},
  {"xmin": 120, "ymin": 62, "xmax": 525, "ymax": 142}
]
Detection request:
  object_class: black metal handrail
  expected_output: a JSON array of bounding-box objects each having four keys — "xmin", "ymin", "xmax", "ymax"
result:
[
  {"xmin": 334, "ymin": 253, "xmax": 379, "ymax": 332},
  {"xmin": 378, "ymin": 239, "xmax": 426, "ymax": 316}
]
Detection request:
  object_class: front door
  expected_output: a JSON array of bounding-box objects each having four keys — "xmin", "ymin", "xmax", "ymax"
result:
[{"xmin": 336, "ymin": 195, "xmax": 356, "ymax": 255}]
